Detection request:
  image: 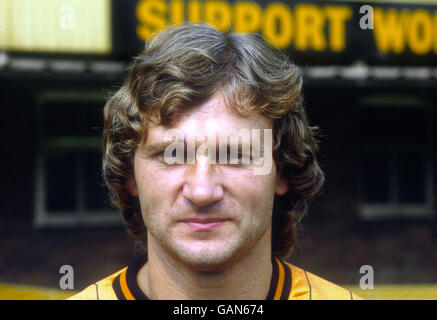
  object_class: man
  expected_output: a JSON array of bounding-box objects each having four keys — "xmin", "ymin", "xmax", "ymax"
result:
[{"xmin": 69, "ymin": 23, "xmax": 360, "ymax": 300}]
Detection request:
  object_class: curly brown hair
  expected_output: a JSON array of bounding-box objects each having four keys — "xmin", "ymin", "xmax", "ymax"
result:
[{"xmin": 102, "ymin": 23, "xmax": 324, "ymax": 258}]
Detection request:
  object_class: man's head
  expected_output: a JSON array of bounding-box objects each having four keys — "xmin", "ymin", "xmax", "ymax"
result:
[{"xmin": 102, "ymin": 23, "xmax": 324, "ymax": 262}]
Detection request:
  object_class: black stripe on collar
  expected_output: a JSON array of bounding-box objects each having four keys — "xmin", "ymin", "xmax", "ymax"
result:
[
  {"xmin": 279, "ymin": 260, "xmax": 292, "ymax": 300},
  {"xmin": 265, "ymin": 258, "xmax": 279, "ymax": 300},
  {"xmin": 112, "ymin": 254, "xmax": 149, "ymax": 300},
  {"xmin": 112, "ymin": 273, "xmax": 126, "ymax": 300},
  {"xmin": 126, "ymin": 254, "xmax": 150, "ymax": 300}
]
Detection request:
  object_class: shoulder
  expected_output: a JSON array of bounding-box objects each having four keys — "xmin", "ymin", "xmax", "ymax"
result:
[
  {"xmin": 284, "ymin": 261, "xmax": 363, "ymax": 300},
  {"xmin": 67, "ymin": 267, "xmax": 127, "ymax": 300}
]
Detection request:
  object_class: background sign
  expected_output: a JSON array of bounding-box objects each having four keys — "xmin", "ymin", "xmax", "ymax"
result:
[
  {"xmin": 112, "ymin": 0, "xmax": 437, "ymax": 66},
  {"xmin": 1, "ymin": 0, "xmax": 436, "ymax": 66}
]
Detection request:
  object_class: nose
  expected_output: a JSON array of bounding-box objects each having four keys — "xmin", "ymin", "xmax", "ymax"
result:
[{"xmin": 182, "ymin": 156, "xmax": 224, "ymax": 208}]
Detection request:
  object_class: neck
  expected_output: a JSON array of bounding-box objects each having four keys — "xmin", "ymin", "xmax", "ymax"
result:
[{"xmin": 137, "ymin": 231, "xmax": 273, "ymax": 300}]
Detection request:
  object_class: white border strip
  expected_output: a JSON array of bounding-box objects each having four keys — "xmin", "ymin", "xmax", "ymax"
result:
[
  {"xmin": 1, "ymin": 53, "xmax": 437, "ymax": 81},
  {"xmin": 304, "ymin": 65, "xmax": 437, "ymax": 81}
]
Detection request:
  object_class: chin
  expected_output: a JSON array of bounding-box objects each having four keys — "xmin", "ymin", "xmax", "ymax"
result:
[{"xmin": 172, "ymin": 239, "xmax": 246, "ymax": 272}]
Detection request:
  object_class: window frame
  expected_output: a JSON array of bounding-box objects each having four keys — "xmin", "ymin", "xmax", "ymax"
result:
[
  {"xmin": 359, "ymin": 147, "xmax": 434, "ymax": 220},
  {"xmin": 357, "ymin": 97, "xmax": 435, "ymax": 221},
  {"xmin": 34, "ymin": 90, "xmax": 120, "ymax": 227}
]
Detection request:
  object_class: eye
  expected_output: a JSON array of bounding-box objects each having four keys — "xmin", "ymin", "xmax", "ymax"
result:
[
  {"xmin": 154, "ymin": 151, "xmax": 166, "ymax": 161},
  {"xmin": 214, "ymin": 145, "xmax": 251, "ymax": 166},
  {"xmin": 228, "ymin": 152, "xmax": 242, "ymax": 164},
  {"xmin": 226, "ymin": 148, "xmax": 251, "ymax": 166},
  {"xmin": 159, "ymin": 143, "xmax": 193, "ymax": 165}
]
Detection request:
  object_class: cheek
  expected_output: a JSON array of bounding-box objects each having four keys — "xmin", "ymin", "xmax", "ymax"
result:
[
  {"xmin": 134, "ymin": 161, "xmax": 186, "ymax": 220},
  {"xmin": 225, "ymin": 169, "xmax": 277, "ymax": 213},
  {"xmin": 134, "ymin": 162, "xmax": 166, "ymax": 216},
  {"xmin": 134, "ymin": 159, "xmax": 171, "ymax": 197}
]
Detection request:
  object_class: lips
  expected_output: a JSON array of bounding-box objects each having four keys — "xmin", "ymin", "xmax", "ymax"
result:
[{"xmin": 179, "ymin": 218, "xmax": 230, "ymax": 231}]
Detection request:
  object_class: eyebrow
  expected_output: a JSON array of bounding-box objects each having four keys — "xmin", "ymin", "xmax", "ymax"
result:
[{"xmin": 139, "ymin": 141, "xmax": 175, "ymax": 157}]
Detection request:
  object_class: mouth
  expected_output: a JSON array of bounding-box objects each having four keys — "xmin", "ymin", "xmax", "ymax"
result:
[{"xmin": 179, "ymin": 218, "xmax": 231, "ymax": 231}]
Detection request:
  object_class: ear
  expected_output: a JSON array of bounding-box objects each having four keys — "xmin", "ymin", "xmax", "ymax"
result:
[
  {"xmin": 275, "ymin": 175, "xmax": 289, "ymax": 196},
  {"xmin": 127, "ymin": 177, "xmax": 138, "ymax": 197}
]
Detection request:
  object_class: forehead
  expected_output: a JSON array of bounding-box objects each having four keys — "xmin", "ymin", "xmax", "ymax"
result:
[{"xmin": 146, "ymin": 92, "xmax": 272, "ymax": 143}]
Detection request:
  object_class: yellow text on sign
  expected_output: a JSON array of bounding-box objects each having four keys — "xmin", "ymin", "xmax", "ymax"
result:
[
  {"xmin": 373, "ymin": 7, "xmax": 437, "ymax": 55},
  {"xmin": 136, "ymin": 0, "xmax": 352, "ymax": 51}
]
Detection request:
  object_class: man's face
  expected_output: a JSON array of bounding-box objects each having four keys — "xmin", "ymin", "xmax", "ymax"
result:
[{"xmin": 131, "ymin": 92, "xmax": 288, "ymax": 270}]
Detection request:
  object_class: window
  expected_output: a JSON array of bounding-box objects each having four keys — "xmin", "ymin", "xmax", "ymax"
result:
[
  {"xmin": 359, "ymin": 150, "xmax": 433, "ymax": 219},
  {"xmin": 358, "ymin": 96, "xmax": 434, "ymax": 220},
  {"xmin": 34, "ymin": 91, "xmax": 120, "ymax": 227}
]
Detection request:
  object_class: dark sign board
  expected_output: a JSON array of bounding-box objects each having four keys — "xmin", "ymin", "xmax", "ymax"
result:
[{"xmin": 111, "ymin": 0, "xmax": 437, "ymax": 66}]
